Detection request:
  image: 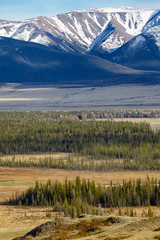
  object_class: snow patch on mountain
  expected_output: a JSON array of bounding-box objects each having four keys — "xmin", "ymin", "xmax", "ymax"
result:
[
  {"xmin": 0, "ymin": 21, "xmax": 21, "ymax": 37},
  {"xmin": 87, "ymin": 7, "xmax": 155, "ymax": 53},
  {"xmin": 88, "ymin": 22, "xmax": 115, "ymax": 52},
  {"xmin": 142, "ymin": 10, "xmax": 160, "ymax": 33},
  {"xmin": 31, "ymin": 35, "xmax": 50, "ymax": 45},
  {"xmin": 130, "ymin": 35, "xmax": 146, "ymax": 48},
  {"xmin": 102, "ymin": 35, "xmax": 125, "ymax": 53}
]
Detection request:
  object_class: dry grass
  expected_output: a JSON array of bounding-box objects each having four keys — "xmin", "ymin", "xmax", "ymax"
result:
[
  {"xmin": 13, "ymin": 238, "xmax": 32, "ymax": 240},
  {"xmin": 0, "ymin": 205, "xmax": 54, "ymax": 240},
  {"xmin": 12, "ymin": 215, "xmax": 160, "ymax": 240},
  {"xmin": 104, "ymin": 235, "xmax": 132, "ymax": 240},
  {"xmin": 1, "ymin": 166, "xmax": 160, "ymax": 203},
  {"xmin": 113, "ymin": 118, "xmax": 160, "ymax": 130},
  {"xmin": 95, "ymin": 118, "xmax": 160, "ymax": 130},
  {"xmin": 13, "ymin": 217, "xmax": 121, "ymax": 240},
  {"xmin": 0, "ymin": 152, "xmax": 70, "ymax": 162}
]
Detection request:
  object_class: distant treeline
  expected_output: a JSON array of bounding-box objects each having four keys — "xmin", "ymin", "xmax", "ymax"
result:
[
  {"xmin": 0, "ymin": 110, "xmax": 159, "ymax": 122},
  {"xmin": 0, "ymin": 112, "xmax": 160, "ymax": 170},
  {"xmin": 10, "ymin": 177, "xmax": 160, "ymax": 217}
]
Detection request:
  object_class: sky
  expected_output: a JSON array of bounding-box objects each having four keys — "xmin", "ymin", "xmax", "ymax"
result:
[{"xmin": 0, "ymin": 0, "xmax": 160, "ymax": 20}]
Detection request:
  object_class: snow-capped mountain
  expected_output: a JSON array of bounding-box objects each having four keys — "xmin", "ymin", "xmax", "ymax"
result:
[
  {"xmin": 107, "ymin": 15, "xmax": 160, "ymax": 71},
  {"xmin": 0, "ymin": 7, "xmax": 157, "ymax": 54}
]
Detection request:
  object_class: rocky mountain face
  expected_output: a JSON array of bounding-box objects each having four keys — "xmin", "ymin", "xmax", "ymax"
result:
[
  {"xmin": 107, "ymin": 27, "xmax": 160, "ymax": 71},
  {"xmin": 107, "ymin": 10, "xmax": 160, "ymax": 71},
  {"xmin": 0, "ymin": 7, "xmax": 157, "ymax": 55}
]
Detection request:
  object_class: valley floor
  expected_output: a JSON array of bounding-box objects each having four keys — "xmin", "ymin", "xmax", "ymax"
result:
[{"xmin": 1, "ymin": 84, "xmax": 160, "ymax": 110}]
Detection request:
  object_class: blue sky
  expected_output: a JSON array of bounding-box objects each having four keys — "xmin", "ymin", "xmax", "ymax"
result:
[{"xmin": 0, "ymin": 0, "xmax": 160, "ymax": 20}]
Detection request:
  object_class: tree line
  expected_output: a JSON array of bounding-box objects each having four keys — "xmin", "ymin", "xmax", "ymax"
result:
[
  {"xmin": 0, "ymin": 110, "xmax": 159, "ymax": 122},
  {"xmin": 10, "ymin": 177, "xmax": 160, "ymax": 217}
]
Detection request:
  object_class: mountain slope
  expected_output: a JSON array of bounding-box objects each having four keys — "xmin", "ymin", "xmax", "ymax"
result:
[
  {"xmin": 107, "ymin": 23, "xmax": 160, "ymax": 71},
  {"xmin": 0, "ymin": 36, "xmax": 149, "ymax": 86},
  {"xmin": 0, "ymin": 7, "xmax": 156, "ymax": 55}
]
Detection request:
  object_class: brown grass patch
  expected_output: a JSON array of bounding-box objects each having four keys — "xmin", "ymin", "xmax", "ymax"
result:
[
  {"xmin": 104, "ymin": 234, "xmax": 132, "ymax": 240},
  {"xmin": 0, "ymin": 152, "xmax": 70, "ymax": 162},
  {"xmin": 20, "ymin": 217, "xmax": 121, "ymax": 240},
  {"xmin": 13, "ymin": 238, "xmax": 32, "ymax": 240}
]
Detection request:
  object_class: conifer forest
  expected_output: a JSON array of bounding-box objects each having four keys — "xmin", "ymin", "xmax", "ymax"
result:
[{"xmin": 0, "ymin": 111, "xmax": 160, "ymax": 171}]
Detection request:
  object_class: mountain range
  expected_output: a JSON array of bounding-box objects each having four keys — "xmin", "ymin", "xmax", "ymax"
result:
[
  {"xmin": 0, "ymin": 7, "xmax": 159, "ymax": 55},
  {"xmin": 0, "ymin": 6, "xmax": 160, "ymax": 85}
]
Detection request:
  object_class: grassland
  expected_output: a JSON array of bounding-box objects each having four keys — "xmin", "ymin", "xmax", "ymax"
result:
[
  {"xmin": 113, "ymin": 118, "xmax": 160, "ymax": 130},
  {"xmin": 0, "ymin": 205, "xmax": 54, "ymax": 240},
  {"xmin": 0, "ymin": 152, "xmax": 70, "ymax": 164}
]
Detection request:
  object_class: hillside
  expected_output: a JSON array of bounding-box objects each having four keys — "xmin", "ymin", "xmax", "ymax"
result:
[
  {"xmin": 0, "ymin": 36, "xmax": 152, "ymax": 85},
  {"xmin": 107, "ymin": 25, "xmax": 160, "ymax": 71}
]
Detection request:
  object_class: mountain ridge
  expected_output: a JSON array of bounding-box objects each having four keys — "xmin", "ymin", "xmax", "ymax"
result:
[
  {"xmin": 0, "ymin": 6, "xmax": 157, "ymax": 55},
  {"xmin": 0, "ymin": 6, "xmax": 160, "ymax": 77}
]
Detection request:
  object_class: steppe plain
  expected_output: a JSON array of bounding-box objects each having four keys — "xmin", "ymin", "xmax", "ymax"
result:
[{"xmin": 1, "ymin": 83, "xmax": 160, "ymax": 110}]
